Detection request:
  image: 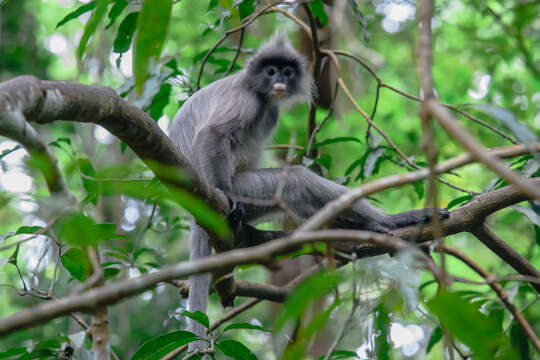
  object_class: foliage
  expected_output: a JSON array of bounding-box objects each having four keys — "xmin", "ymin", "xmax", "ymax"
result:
[{"xmin": 0, "ymin": 0, "xmax": 539, "ymax": 359}]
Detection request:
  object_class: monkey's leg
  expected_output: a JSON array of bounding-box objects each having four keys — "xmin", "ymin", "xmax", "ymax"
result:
[
  {"xmin": 232, "ymin": 166, "xmax": 447, "ymax": 232},
  {"xmin": 188, "ymin": 221, "xmax": 212, "ymax": 350}
]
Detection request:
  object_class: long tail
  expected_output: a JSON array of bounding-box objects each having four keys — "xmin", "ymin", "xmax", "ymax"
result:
[
  {"xmin": 188, "ymin": 221, "xmax": 211, "ymax": 351},
  {"xmin": 388, "ymin": 208, "xmax": 450, "ymax": 229}
]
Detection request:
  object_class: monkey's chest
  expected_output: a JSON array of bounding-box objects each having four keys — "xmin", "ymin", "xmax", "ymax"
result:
[
  {"xmin": 230, "ymin": 106, "xmax": 278, "ymax": 173},
  {"xmin": 231, "ymin": 139, "xmax": 263, "ymax": 173}
]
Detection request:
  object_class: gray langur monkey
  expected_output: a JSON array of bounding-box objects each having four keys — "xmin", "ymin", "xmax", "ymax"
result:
[{"xmin": 169, "ymin": 34, "xmax": 448, "ymax": 346}]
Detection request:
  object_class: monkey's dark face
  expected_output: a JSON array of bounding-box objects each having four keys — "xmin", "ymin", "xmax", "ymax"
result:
[{"xmin": 249, "ymin": 58, "xmax": 304, "ymax": 101}]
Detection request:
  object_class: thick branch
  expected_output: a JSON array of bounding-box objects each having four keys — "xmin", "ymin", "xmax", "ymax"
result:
[
  {"xmin": 0, "ymin": 110, "xmax": 70, "ymax": 196},
  {"xmin": 0, "ymin": 179, "xmax": 537, "ymax": 336},
  {"xmin": 0, "ymin": 76, "xmax": 230, "ymax": 230},
  {"xmin": 341, "ymin": 179, "xmax": 540, "ymax": 255},
  {"xmin": 0, "ymin": 230, "xmax": 407, "ymax": 336},
  {"xmin": 171, "ymin": 279, "xmax": 289, "ymax": 302}
]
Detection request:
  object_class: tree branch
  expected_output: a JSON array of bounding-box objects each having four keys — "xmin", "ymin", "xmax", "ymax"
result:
[
  {"xmin": 0, "ymin": 75, "xmax": 230, "ymax": 234},
  {"xmin": 471, "ymin": 224, "xmax": 540, "ymax": 293},
  {"xmin": 0, "ymin": 179, "xmax": 537, "ymax": 336},
  {"xmin": 439, "ymin": 245, "xmax": 540, "ymax": 354}
]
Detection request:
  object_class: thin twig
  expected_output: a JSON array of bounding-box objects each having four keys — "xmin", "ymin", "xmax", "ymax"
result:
[
  {"xmin": 323, "ymin": 256, "xmax": 359, "ymax": 360},
  {"xmin": 439, "ymin": 245, "xmax": 540, "ymax": 354},
  {"xmin": 225, "ymin": 27, "xmax": 245, "ymax": 76},
  {"xmin": 196, "ymin": 1, "xmax": 286, "ymax": 89},
  {"xmin": 418, "ymin": 0, "xmax": 446, "ymax": 283},
  {"xmin": 302, "ymin": 3, "xmax": 323, "ymax": 158},
  {"xmin": 306, "ymin": 82, "xmax": 339, "ymax": 156},
  {"xmin": 332, "ymin": 50, "xmax": 516, "ymax": 144},
  {"xmin": 471, "ymin": 224, "xmax": 540, "ymax": 293},
  {"xmin": 48, "ymin": 231, "xmax": 62, "ymax": 294}
]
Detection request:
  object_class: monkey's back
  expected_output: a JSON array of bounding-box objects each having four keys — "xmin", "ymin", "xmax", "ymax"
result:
[{"xmin": 170, "ymin": 72, "xmax": 278, "ymax": 173}]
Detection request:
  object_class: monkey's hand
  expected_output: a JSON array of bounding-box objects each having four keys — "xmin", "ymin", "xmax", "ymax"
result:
[{"xmin": 227, "ymin": 199, "xmax": 246, "ymax": 234}]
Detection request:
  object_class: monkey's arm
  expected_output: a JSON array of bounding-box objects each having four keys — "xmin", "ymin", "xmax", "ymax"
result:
[{"xmin": 192, "ymin": 124, "xmax": 234, "ymax": 193}]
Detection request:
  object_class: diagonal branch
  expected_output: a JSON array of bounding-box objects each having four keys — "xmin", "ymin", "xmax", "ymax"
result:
[
  {"xmin": 439, "ymin": 245, "xmax": 540, "ymax": 354},
  {"xmin": 0, "ymin": 180, "xmax": 536, "ymax": 336},
  {"xmin": 415, "ymin": 1, "xmax": 539, "ymax": 200},
  {"xmin": 0, "ymin": 76, "xmax": 230, "ymax": 235},
  {"xmin": 471, "ymin": 224, "xmax": 540, "ymax": 293},
  {"xmin": 0, "ymin": 230, "xmax": 407, "ymax": 336}
]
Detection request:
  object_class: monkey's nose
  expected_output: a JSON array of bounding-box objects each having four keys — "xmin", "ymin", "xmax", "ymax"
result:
[{"xmin": 271, "ymin": 83, "xmax": 288, "ymax": 97}]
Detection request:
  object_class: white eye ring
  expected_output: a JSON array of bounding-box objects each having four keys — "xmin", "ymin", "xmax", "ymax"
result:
[{"xmin": 267, "ymin": 67, "xmax": 276, "ymax": 76}]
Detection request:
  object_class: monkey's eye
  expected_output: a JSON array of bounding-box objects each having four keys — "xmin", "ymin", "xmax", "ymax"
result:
[
  {"xmin": 283, "ymin": 68, "xmax": 292, "ymax": 77},
  {"xmin": 266, "ymin": 67, "xmax": 276, "ymax": 76}
]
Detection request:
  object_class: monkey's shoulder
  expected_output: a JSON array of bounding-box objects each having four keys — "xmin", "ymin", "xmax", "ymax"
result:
[{"xmin": 197, "ymin": 74, "xmax": 270, "ymax": 125}]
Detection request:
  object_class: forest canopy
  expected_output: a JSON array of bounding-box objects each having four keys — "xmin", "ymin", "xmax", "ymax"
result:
[{"xmin": 0, "ymin": 0, "xmax": 539, "ymax": 359}]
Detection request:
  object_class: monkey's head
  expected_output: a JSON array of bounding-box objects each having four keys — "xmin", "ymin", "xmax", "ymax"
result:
[{"xmin": 246, "ymin": 34, "xmax": 314, "ymax": 104}]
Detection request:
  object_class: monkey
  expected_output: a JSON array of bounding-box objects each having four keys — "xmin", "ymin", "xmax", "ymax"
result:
[{"xmin": 169, "ymin": 34, "xmax": 448, "ymax": 348}]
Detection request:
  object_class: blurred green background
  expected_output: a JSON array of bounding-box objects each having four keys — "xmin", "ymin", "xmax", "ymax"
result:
[{"xmin": 0, "ymin": 0, "xmax": 539, "ymax": 358}]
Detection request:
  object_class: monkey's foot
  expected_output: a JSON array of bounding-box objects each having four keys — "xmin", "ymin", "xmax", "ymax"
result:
[
  {"xmin": 227, "ymin": 200, "xmax": 246, "ymax": 232},
  {"xmin": 422, "ymin": 208, "xmax": 450, "ymax": 223},
  {"xmin": 390, "ymin": 207, "xmax": 450, "ymax": 229}
]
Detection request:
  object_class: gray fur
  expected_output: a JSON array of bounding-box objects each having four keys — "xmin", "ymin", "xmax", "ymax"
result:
[{"xmin": 169, "ymin": 35, "xmax": 445, "ymax": 351}]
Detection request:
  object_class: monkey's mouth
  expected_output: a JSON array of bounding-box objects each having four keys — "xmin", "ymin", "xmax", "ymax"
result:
[
  {"xmin": 271, "ymin": 89, "xmax": 289, "ymax": 98},
  {"xmin": 271, "ymin": 83, "xmax": 288, "ymax": 98}
]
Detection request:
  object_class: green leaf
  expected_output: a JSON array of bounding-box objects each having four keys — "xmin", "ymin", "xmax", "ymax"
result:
[
  {"xmin": 512, "ymin": 205, "xmax": 540, "ymax": 227},
  {"xmin": 0, "ymin": 347, "xmax": 28, "ymax": 358},
  {"xmin": 315, "ymin": 153, "xmax": 332, "ymax": 171},
  {"xmin": 208, "ymin": 0, "xmax": 219, "ymax": 11},
  {"xmin": 8, "ymin": 243, "xmax": 20, "ymax": 266},
  {"xmin": 223, "ymin": 322, "xmax": 271, "ymax": 332},
  {"xmin": 106, "ymin": 0, "xmax": 129, "ymax": 28},
  {"xmin": 363, "ymin": 147, "xmax": 386, "ymax": 178},
  {"xmin": 344, "ymin": 158, "xmax": 363, "ymax": 176},
  {"xmin": 447, "ymin": 195, "xmax": 473, "ymax": 210},
  {"xmin": 374, "ymin": 302, "xmax": 390, "ymax": 360},
  {"xmin": 104, "ymin": 267, "xmax": 121, "ymax": 280},
  {"xmin": 412, "ymin": 181, "xmax": 424, "ymax": 200},
  {"xmin": 470, "ymin": 104, "xmax": 536, "ymax": 146},
  {"xmin": 77, "ymin": 0, "xmax": 109, "ymax": 59},
  {"xmin": 16, "ymin": 225, "xmax": 42, "ymax": 235},
  {"xmin": 148, "ymin": 83, "xmax": 172, "ymax": 121},
  {"xmin": 56, "ymin": 1, "xmax": 96, "ymax": 28},
  {"xmin": 312, "ymin": 136, "xmax": 362, "ymax": 149},
  {"xmin": 216, "ymin": 339, "xmax": 257, "ymax": 360},
  {"xmin": 233, "ymin": 0, "xmax": 255, "ymax": 20},
  {"xmin": 0, "ymin": 144, "xmax": 22, "ymax": 160},
  {"xmin": 61, "ymin": 248, "xmax": 91, "ymax": 281},
  {"xmin": 426, "ymin": 326, "xmax": 443, "ymax": 353},
  {"xmin": 58, "ymin": 214, "xmax": 97, "ymax": 246},
  {"xmin": 79, "ymin": 156, "xmax": 99, "ymax": 207},
  {"xmin": 275, "ymin": 271, "xmax": 342, "ymax": 331},
  {"xmin": 309, "ymin": 0, "xmax": 328, "ymax": 26},
  {"xmin": 283, "ymin": 301, "xmax": 338, "ymax": 360},
  {"xmin": 182, "ymin": 310, "xmax": 210, "ymax": 328},
  {"xmin": 427, "ymin": 291, "xmax": 519, "ymax": 360},
  {"xmin": 509, "ymin": 323, "xmax": 530, "ymax": 360},
  {"xmin": 133, "ymin": 248, "xmax": 153, "ymax": 260},
  {"xmin": 134, "ymin": 0, "xmax": 173, "ymax": 93},
  {"xmin": 131, "ymin": 331, "xmax": 198, "ymax": 360},
  {"xmin": 97, "ymin": 169, "xmax": 230, "ymax": 239},
  {"xmin": 113, "ymin": 12, "xmax": 139, "ymax": 54},
  {"xmin": 316, "ymin": 350, "xmax": 358, "ymax": 360}
]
